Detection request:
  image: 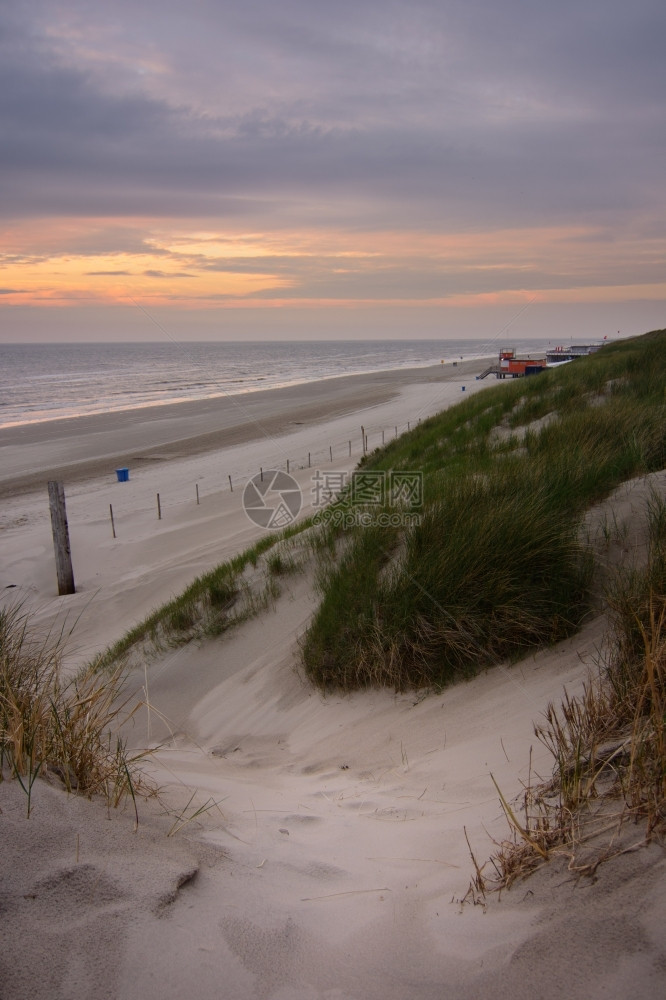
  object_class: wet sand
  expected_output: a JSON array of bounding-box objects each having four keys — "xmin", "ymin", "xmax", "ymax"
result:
[{"xmin": 0, "ymin": 360, "xmax": 485, "ymax": 499}]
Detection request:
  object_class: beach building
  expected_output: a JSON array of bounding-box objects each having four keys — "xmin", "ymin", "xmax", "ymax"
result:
[
  {"xmin": 546, "ymin": 343, "xmax": 606, "ymax": 363},
  {"xmin": 477, "ymin": 348, "xmax": 547, "ymax": 380}
]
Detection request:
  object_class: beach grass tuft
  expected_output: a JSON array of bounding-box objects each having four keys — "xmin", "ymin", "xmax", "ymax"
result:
[
  {"xmin": 478, "ymin": 492, "xmax": 666, "ymax": 891},
  {"xmin": 0, "ymin": 602, "xmax": 154, "ymax": 818},
  {"xmin": 91, "ymin": 524, "xmax": 316, "ymax": 670}
]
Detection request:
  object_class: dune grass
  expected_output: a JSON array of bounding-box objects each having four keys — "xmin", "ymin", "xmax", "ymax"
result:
[
  {"xmin": 301, "ymin": 329, "xmax": 666, "ymax": 691},
  {"xmin": 0, "ymin": 603, "xmax": 153, "ymax": 818},
  {"xmin": 92, "ymin": 528, "xmax": 307, "ymax": 671},
  {"xmin": 475, "ymin": 492, "xmax": 666, "ymax": 892},
  {"xmin": 90, "ymin": 328, "xmax": 665, "ymax": 693}
]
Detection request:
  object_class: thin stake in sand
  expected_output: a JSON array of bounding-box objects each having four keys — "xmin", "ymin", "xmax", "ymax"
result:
[{"xmin": 300, "ymin": 888, "xmax": 391, "ymax": 902}]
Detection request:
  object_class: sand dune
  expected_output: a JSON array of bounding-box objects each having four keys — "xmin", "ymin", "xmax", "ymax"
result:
[{"xmin": 1, "ymin": 363, "xmax": 664, "ymax": 999}]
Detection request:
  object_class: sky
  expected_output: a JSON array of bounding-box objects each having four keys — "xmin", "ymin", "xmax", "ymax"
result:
[{"xmin": 1, "ymin": 0, "xmax": 664, "ymax": 343}]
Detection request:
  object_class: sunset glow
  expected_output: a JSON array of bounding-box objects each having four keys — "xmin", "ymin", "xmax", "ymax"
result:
[{"xmin": 1, "ymin": 2, "xmax": 664, "ymax": 341}]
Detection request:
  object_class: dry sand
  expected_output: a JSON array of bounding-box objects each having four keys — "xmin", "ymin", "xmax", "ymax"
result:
[
  {"xmin": 1, "ymin": 361, "xmax": 665, "ymax": 1000},
  {"xmin": 0, "ymin": 360, "xmax": 489, "ymax": 662},
  {"xmin": 0, "ymin": 361, "xmax": 484, "ymax": 499}
]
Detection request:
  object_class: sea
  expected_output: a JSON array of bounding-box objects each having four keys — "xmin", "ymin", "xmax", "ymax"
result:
[{"xmin": 0, "ymin": 338, "xmax": 551, "ymax": 430}]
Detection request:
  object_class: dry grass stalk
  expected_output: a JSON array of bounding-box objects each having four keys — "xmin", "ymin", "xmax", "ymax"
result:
[
  {"xmin": 0, "ymin": 602, "xmax": 155, "ymax": 819},
  {"xmin": 482, "ymin": 596, "xmax": 666, "ymax": 892},
  {"xmin": 477, "ymin": 489, "xmax": 666, "ymax": 892}
]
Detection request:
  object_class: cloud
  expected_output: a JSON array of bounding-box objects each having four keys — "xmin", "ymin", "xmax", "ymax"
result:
[
  {"xmin": 142, "ymin": 269, "xmax": 194, "ymax": 278},
  {"xmin": 0, "ymin": 0, "xmax": 663, "ymax": 233},
  {"xmin": 0, "ymin": 0, "xmax": 664, "ymax": 340}
]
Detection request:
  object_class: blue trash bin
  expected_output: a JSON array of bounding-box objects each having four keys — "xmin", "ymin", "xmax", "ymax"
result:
[{"xmin": 116, "ymin": 468, "xmax": 130, "ymax": 482}]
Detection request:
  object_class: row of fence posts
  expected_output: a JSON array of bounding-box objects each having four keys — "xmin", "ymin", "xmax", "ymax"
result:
[
  {"xmin": 48, "ymin": 419, "xmax": 420, "ymax": 593},
  {"xmin": 106, "ymin": 419, "xmax": 420, "ymax": 536}
]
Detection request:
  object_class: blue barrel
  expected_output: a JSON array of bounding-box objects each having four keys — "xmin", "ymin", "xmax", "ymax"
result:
[{"xmin": 116, "ymin": 468, "xmax": 130, "ymax": 482}]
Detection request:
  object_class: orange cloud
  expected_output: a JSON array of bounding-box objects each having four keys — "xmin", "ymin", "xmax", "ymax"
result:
[{"xmin": 2, "ymin": 218, "xmax": 665, "ymax": 312}]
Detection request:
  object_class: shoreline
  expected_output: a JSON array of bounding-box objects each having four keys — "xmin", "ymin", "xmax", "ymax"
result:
[
  {"xmin": 0, "ymin": 359, "xmax": 487, "ymax": 500},
  {"xmin": 0, "ymin": 356, "xmax": 490, "ymax": 433},
  {"xmin": 0, "ymin": 356, "xmax": 494, "ymax": 664}
]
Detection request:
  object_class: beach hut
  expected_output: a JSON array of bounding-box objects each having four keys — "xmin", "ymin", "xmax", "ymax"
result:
[{"xmin": 498, "ymin": 348, "xmax": 547, "ymax": 378}]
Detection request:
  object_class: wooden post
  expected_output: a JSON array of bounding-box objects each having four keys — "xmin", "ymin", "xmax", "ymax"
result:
[
  {"xmin": 287, "ymin": 458, "xmax": 290, "ymax": 474},
  {"xmin": 308, "ymin": 452, "xmax": 311, "ymax": 468},
  {"xmin": 329, "ymin": 445, "xmax": 333, "ymax": 462},
  {"xmin": 109, "ymin": 503, "xmax": 116, "ymax": 539},
  {"xmin": 348, "ymin": 440, "xmax": 351, "ymax": 457},
  {"xmin": 260, "ymin": 467, "xmax": 263, "ymax": 482},
  {"xmin": 156, "ymin": 492, "xmax": 162, "ymax": 520},
  {"xmin": 361, "ymin": 425, "xmax": 366, "ymax": 455},
  {"xmin": 196, "ymin": 483, "xmax": 200, "ymax": 505},
  {"xmin": 228, "ymin": 475, "xmax": 233, "ymax": 492},
  {"xmin": 382, "ymin": 429, "xmax": 385, "ymax": 444},
  {"xmin": 48, "ymin": 481, "xmax": 75, "ymax": 595},
  {"xmin": 395, "ymin": 425, "xmax": 398, "ymax": 437}
]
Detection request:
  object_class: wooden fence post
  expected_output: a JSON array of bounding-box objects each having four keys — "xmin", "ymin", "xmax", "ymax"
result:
[{"xmin": 48, "ymin": 481, "xmax": 75, "ymax": 595}]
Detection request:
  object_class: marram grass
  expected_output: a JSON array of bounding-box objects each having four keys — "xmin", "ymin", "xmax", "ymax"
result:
[
  {"xmin": 94, "ymin": 329, "xmax": 666, "ymax": 693},
  {"xmin": 0, "ymin": 602, "xmax": 153, "ymax": 818},
  {"xmin": 301, "ymin": 328, "xmax": 666, "ymax": 691},
  {"xmin": 474, "ymin": 494, "xmax": 666, "ymax": 894}
]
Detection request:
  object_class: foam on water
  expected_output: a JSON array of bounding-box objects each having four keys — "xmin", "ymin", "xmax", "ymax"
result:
[{"xmin": 0, "ymin": 338, "xmax": 549, "ymax": 429}]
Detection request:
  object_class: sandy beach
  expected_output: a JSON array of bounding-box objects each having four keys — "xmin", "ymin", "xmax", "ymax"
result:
[
  {"xmin": 0, "ymin": 361, "xmax": 485, "ymax": 499},
  {"xmin": 1, "ymin": 359, "xmax": 665, "ymax": 1000},
  {"xmin": 0, "ymin": 359, "xmax": 490, "ymax": 661}
]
